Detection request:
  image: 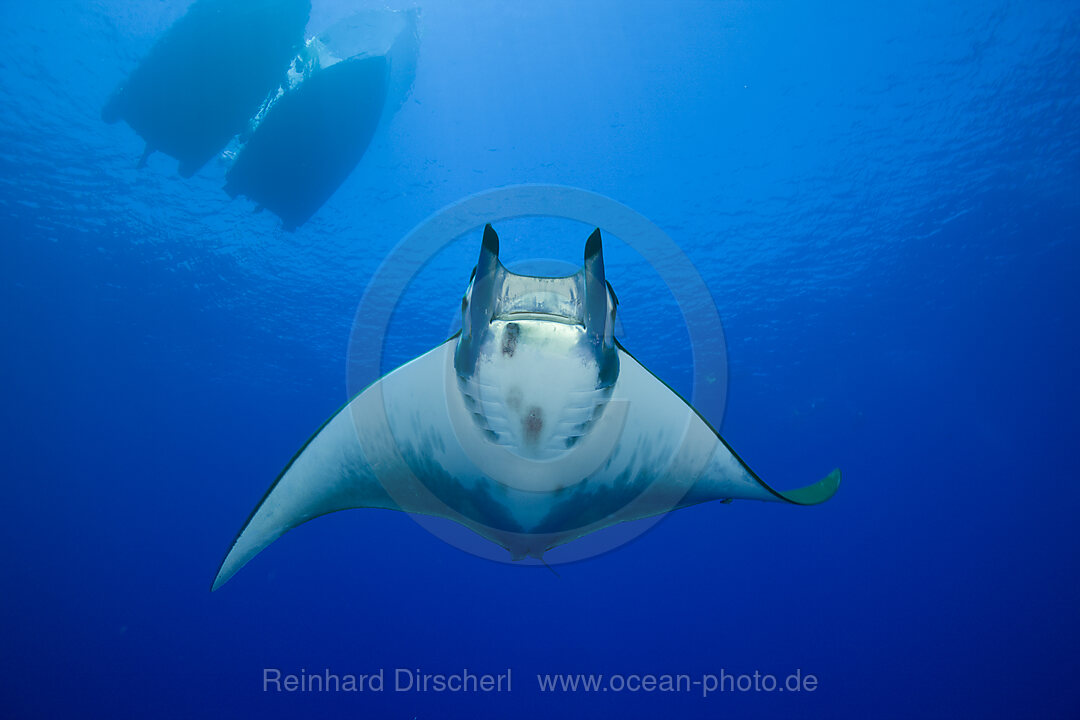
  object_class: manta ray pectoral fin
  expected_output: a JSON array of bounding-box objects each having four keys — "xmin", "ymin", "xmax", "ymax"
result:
[
  {"xmin": 675, "ymin": 429, "xmax": 841, "ymax": 508},
  {"xmin": 680, "ymin": 424, "xmax": 841, "ymax": 508},
  {"xmin": 211, "ymin": 339, "xmax": 460, "ymax": 591},
  {"xmin": 759, "ymin": 468, "xmax": 841, "ymax": 505},
  {"xmin": 608, "ymin": 342, "xmax": 841, "ymax": 514},
  {"xmin": 210, "ymin": 399, "xmax": 396, "ymax": 592}
]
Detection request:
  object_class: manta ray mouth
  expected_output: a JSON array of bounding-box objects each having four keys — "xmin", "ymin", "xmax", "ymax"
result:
[
  {"xmin": 491, "ymin": 283, "xmax": 587, "ymax": 325},
  {"xmin": 495, "ymin": 310, "xmax": 581, "ymax": 326}
]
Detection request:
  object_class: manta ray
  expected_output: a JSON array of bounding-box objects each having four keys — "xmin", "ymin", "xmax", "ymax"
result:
[{"xmin": 212, "ymin": 227, "xmax": 840, "ymax": 589}]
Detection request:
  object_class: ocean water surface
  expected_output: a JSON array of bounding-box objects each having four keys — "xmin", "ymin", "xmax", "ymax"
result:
[{"xmin": 1, "ymin": 1, "xmax": 1078, "ymax": 717}]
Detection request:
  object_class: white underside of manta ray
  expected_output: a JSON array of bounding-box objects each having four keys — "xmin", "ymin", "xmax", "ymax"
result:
[{"xmin": 212, "ymin": 226, "xmax": 840, "ymax": 590}]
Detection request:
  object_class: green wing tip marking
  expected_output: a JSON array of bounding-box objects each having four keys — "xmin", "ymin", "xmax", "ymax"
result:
[{"xmin": 776, "ymin": 468, "xmax": 841, "ymax": 506}]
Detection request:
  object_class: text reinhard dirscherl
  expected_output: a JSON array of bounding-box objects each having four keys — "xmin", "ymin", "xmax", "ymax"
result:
[
  {"xmin": 262, "ymin": 668, "xmax": 819, "ymax": 697},
  {"xmin": 263, "ymin": 668, "xmax": 512, "ymax": 693}
]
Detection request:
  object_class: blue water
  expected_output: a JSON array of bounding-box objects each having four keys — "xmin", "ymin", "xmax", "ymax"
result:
[{"xmin": 2, "ymin": 0, "xmax": 1078, "ymax": 717}]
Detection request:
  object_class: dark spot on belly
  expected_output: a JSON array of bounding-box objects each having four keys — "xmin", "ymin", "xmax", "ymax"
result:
[
  {"xmin": 524, "ymin": 406, "xmax": 543, "ymax": 443},
  {"xmin": 502, "ymin": 322, "xmax": 519, "ymax": 357}
]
